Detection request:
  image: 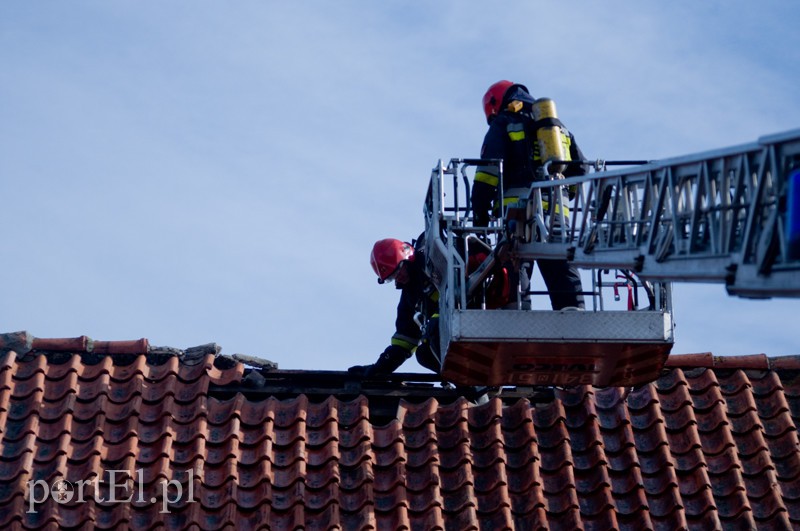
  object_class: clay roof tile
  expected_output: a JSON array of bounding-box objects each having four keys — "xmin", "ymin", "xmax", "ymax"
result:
[{"xmin": 2, "ymin": 335, "xmax": 800, "ymax": 528}]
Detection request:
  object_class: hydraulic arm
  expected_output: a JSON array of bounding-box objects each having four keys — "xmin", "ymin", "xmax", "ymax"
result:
[{"xmin": 523, "ymin": 129, "xmax": 800, "ymax": 297}]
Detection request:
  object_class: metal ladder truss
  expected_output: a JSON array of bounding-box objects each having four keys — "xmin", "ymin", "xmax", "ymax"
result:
[
  {"xmin": 534, "ymin": 129, "xmax": 800, "ymax": 297},
  {"xmin": 421, "ymin": 129, "xmax": 800, "ymax": 388}
]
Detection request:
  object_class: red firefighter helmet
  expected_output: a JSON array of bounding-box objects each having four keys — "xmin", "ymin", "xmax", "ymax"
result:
[
  {"xmin": 482, "ymin": 80, "xmax": 514, "ymax": 124},
  {"xmin": 370, "ymin": 238, "xmax": 415, "ymax": 283}
]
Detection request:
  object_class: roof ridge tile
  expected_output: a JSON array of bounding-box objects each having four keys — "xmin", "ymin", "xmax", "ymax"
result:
[{"xmin": 667, "ymin": 352, "xmax": 776, "ymax": 370}]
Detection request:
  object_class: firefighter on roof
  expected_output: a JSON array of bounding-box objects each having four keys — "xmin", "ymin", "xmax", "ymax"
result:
[
  {"xmin": 472, "ymin": 80, "xmax": 586, "ymax": 310},
  {"xmin": 348, "ymin": 236, "xmax": 441, "ymax": 377}
]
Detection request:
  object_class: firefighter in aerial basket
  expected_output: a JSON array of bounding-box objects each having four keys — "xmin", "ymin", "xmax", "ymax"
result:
[
  {"xmin": 472, "ymin": 80, "xmax": 586, "ymax": 310},
  {"xmin": 347, "ymin": 236, "xmax": 442, "ymax": 377}
]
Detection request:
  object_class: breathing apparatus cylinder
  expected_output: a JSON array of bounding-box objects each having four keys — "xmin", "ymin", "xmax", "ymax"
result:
[{"xmin": 532, "ymin": 98, "xmax": 568, "ymax": 175}]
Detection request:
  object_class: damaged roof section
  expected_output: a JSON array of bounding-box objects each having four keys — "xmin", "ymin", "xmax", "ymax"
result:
[
  {"xmin": 0, "ymin": 330, "xmax": 233, "ymax": 367},
  {"xmin": 0, "ymin": 331, "xmax": 799, "ymax": 529}
]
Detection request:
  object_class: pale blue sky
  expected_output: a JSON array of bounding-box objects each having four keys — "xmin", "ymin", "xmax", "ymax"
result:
[{"xmin": 2, "ymin": 1, "xmax": 799, "ymax": 371}]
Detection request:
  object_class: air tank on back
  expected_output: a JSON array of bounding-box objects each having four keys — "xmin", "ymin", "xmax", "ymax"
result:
[{"xmin": 532, "ymin": 98, "xmax": 569, "ymax": 175}]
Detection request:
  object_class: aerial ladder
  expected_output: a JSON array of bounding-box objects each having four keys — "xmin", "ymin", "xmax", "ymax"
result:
[{"xmin": 422, "ymin": 129, "xmax": 800, "ymax": 388}]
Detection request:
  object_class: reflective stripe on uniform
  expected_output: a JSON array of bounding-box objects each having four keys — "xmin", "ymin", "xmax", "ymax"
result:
[
  {"xmin": 542, "ymin": 200, "xmax": 570, "ymax": 217},
  {"xmin": 507, "ymin": 123, "xmax": 525, "ymax": 142},
  {"xmin": 475, "ymin": 170, "xmax": 499, "ymax": 187},
  {"xmin": 391, "ymin": 334, "xmax": 418, "ymax": 352},
  {"xmin": 495, "ymin": 195, "xmax": 521, "ymax": 216}
]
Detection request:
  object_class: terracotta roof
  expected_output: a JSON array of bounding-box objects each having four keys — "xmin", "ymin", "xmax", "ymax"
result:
[{"xmin": 1, "ymin": 332, "xmax": 799, "ymax": 530}]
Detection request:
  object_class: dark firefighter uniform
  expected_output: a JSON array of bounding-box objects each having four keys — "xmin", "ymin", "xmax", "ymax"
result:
[
  {"xmin": 471, "ymin": 84, "xmax": 586, "ymax": 310},
  {"xmin": 351, "ymin": 236, "xmax": 442, "ymax": 376}
]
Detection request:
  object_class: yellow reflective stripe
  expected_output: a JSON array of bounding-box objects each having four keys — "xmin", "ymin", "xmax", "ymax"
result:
[
  {"xmin": 475, "ymin": 170, "xmax": 499, "ymax": 187},
  {"xmin": 503, "ymin": 196, "xmax": 520, "ymax": 206},
  {"xmin": 542, "ymin": 200, "xmax": 570, "ymax": 217},
  {"xmin": 391, "ymin": 335, "xmax": 418, "ymax": 352},
  {"xmin": 507, "ymin": 123, "xmax": 525, "ymax": 143},
  {"xmin": 430, "ymin": 291, "xmax": 439, "ymax": 303}
]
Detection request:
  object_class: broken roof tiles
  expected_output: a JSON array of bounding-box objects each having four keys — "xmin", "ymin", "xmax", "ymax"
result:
[{"xmin": 0, "ymin": 336, "xmax": 799, "ymax": 529}]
